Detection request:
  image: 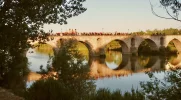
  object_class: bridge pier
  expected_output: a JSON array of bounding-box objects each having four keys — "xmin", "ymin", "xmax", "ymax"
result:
[
  {"xmin": 93, "ymin": 48, "xmax": 106, "ymax": 57},
  {"xmin": 130, "ymin": 38, "xmax": 138, "ymax": 55},
  {"xmin": 130, "ymin": 47, "xmax": 138, "ymax": 55},
  {"xmin": 159, "ymin": 46, "xmax": 166, "ymax": 54}
]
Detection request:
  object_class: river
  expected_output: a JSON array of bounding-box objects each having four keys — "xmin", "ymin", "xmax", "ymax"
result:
[{"xmin": 26, "ymin": 48, "xmax": 180, "ymax": 92}]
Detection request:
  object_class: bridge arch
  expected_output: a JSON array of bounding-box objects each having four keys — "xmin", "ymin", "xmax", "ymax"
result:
[
  {"xmin": 106, "ymin": 39, "xmax": 129, "ymax": 54},
  {"xmin": 114, "ymin": 54, "xmax": 130, "ymax": 70},
  {"xmin": 166, "ymin": 38, "xmax": 181, "ymax": 46},
  {"xmin": 138, "ymin": 38, "xmax": 159, "ymax": 53},
  {"xmin": 166, "ymin": 38, "xmax": 181, "ymax": 52},
  {"xmin": 104, "ymin": 39, "xmax": 129, "ymax": 54},
  {"xmin": 78, "ymin": 40, "xmax": 94, "ymax": 58}
]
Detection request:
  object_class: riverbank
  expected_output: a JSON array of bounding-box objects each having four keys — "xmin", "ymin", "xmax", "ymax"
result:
[{"xmin": 0, "ymin": 87, "xmax": 24, "ymax": 100}]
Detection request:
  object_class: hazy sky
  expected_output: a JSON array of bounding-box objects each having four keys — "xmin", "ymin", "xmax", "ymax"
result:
[{"xmin": 43, "ymin": 0, "xmax": 181, "ymax": 33}]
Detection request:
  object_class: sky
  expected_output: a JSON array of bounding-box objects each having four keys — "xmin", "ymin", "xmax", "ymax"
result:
[{"xmin": 43, "ymin": 0, "xmax": 181, "ymax": 33}]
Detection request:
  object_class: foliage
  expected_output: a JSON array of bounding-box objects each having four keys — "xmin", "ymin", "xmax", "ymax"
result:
[
  {"xmin": 25, "ymin": 78, "xmax": 75, "ymax": 100},
  {"xmin": 26, "ymin": 39, "xmax": 96, "ymax": 100},
  {"xmin": 166, "ymin": 41, "xmax": 178, "ymax": 53},
  {"xmin": 146, "ymin": 28, "xmax": 181, "ymax": 35},
  {"xmin": 150, "ymin": 0, "xmax": 181, "ymax": 21},
  {"xmin": 0, "ymin": 0, "xmax": 86, "ymax": 86},
  {"xmin": 132, "ymin": 28, "xmax": 181, "ymax": 35},
  {"xmin": 138, "ymin": 40, "xmax": 152, "ymax": 54},
  {"xmin": 140, "ymin": 70, "xmax": 181, "ymax": 100},
  {"xmin": 137, "ymin": 40, "xmax": 161, "ymax": 55},
  {"xmin": 87, "ymin": 88, "xmax": 144, "ymax": 100},
  {"xmin": 26, "ymin": 79, "xmax": 145, "ymax": 100},
  {"xmin": 105, "ymin": 41, "xmax": 121, "ymax": 51},
  {"xmin": 0, "ymin": 55, "xmax": 29, "ymax": 97},
  {"xmin": 52, "ymin": 39, "xmax": 95, "ymax": 99}
]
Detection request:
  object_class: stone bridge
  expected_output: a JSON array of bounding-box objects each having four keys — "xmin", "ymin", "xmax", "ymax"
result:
[{"xmin": 30, "ymin": 35, "xmax": 181, "ymax": 56}]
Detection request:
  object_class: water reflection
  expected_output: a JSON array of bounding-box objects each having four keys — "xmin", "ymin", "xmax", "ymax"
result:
[
  {"xmin": 116, "ymin": 54, "xmax": 130, "ymax": 70},
  {"xmin": 27, "ymin": 48, "xmax": 49, "ymax": 72},
  {"xmin": 26, "ymin": 48, "xmax": 181, "ymax": 94},
  {"xmin": 165, "ymin": 53, "xmax": 181, "ymax": 69},
  {"xmin": 167, "ymin": 54, "xmax": 180, "ymax": 65},
  {"xmin": 105, "ymin": 51, "xmax": 122, "ymax": 69},
  {"xmin": 28, "ymin": 47, "xmax": 181, "ymax": 81},
  {"xmin": 138, "ymin": 55, "xmax": 158, "ymax": 68},
  {"xmin": 91, "ymin": 51, "xmax": 181, "ymax": 79}
]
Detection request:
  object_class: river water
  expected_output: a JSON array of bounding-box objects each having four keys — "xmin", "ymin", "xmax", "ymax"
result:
[{"xmin": 26, "ymin": 48, "xmax": 180, "ymax": 92}]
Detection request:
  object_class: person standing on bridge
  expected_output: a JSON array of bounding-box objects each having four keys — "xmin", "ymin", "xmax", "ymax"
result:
[{"xmin": 75, "ymin": 29, "xmax": 77, "ymax": 35}]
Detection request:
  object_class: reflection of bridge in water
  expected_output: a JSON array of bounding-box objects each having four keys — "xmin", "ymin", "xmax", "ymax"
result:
[
  {"xmin": 90, "ymin": 54, "xmax": 181, "ymax": 79},
  {"xmin": 27, "ymin": 54, "xmax": 181, "ymax": 81},
  {"xmin": 165, "ymin": 53, "xmax": 181, "ymax": 70}
]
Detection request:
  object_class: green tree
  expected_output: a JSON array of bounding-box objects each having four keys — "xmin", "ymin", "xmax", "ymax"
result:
[
  {"xmin": 26, "ymin": 39, "xmax": 96, "ymax": 100},
  {"xmin": 140, "ymin": 70, "xmax": 181, "ymax": 100},
  {"xmin": 0, "ymin": 0, "xmax": 86, "ymax": 82},
  {"xmin": 0, "ymin": 55, "xmax": 29, "ymax": 97}
]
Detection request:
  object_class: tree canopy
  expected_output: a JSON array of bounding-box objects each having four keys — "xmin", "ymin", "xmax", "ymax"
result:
[{"xmin": 0, "ymin": 0, "xmax": 86, "ymax": 79}]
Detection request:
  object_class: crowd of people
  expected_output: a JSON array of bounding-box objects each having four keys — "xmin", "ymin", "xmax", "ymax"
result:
[{"xmin": 51, "ymin": 32, "xmax": 167, "ymax": 36}]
